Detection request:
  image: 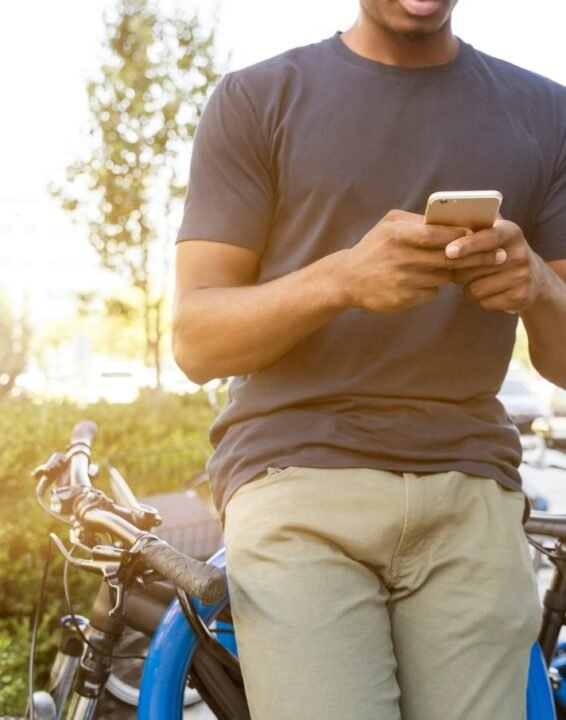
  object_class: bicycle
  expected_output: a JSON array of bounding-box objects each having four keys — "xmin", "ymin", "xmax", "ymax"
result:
[
  {"xmin": 11, "ymin": 420, "xmax": 248, "ymax": 720},
  {"xmin": 9, "ymin": 419, "xmax": 566, "ymax": 719}
]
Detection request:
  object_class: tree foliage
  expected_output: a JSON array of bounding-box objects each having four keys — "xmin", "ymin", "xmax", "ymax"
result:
[
  {"xmin": 52, "ymin": 0, "xmax": 221, "ymax": 386},
  {"xmin": 0, "ymin": 295, "xmax": 29, "ymax": 399}
]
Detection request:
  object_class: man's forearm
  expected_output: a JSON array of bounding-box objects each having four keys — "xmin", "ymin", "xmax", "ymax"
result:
[
  {"xmin": 522, "ymin": 257, "xmax": 566, "ymax": 388},
  {"xmin": 172, "ymin": 250, "xmax": 350, "ymax": 384},
  {"xmin": 172, "ymin": 212, "xmax": 491, "ymax": 384}
]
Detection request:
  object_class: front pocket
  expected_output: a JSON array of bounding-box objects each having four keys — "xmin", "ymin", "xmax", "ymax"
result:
[{"xmin": 237, "ymin": 465, "xmax": 300, "ymax": 494}]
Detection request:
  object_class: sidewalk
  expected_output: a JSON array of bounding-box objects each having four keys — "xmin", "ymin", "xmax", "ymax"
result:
[{"xmin": 184, "ymin": 703, "xmax": 217, "ymax": 719}]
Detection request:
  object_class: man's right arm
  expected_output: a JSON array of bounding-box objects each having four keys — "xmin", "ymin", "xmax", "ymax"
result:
[
  {"xmin": 172, "ymin": 240, "xmax": 351, "ymax": 384},
  {"xmin": 172, "ymin": 212, "xmax": 501, "ymax": 384}
]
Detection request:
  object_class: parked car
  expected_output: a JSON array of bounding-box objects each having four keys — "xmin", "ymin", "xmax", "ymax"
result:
[
  {"xmin": 550, "ymin": 387, "xmax": 566, "ymax": 417},
  {"xmin": 532, "ymin": 416, "xmax": 566, "ymax": 449},
  {"xmin": 497, "ymin": 373, "xmax": 549, "ymax": 433}
]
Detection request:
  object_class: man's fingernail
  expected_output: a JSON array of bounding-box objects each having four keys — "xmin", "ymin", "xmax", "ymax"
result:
[
  {"xmin": 495, "ymin": 249, "xmax": 507, "ymax": 264},
  {"xmin": 446, "ymin": 243, "xmax": 461, "ymax": 259}
]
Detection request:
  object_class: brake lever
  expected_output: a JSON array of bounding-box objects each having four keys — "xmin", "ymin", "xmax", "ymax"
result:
[
  {"xmin": 103, "ymin": 568, "xmax": 127, "ymax": 617},
  {"xmin": 33, "ymin": 453, "xmax": 68, "ymax": 497},
  {"xmin": 50, "ymin": 534, "xmax": 121, "ymax": 575},
  {"xmin": 33, "ymin": 452, "xmax": 67, "ymax": 481},
  {"xmin": 98, "ymin": 541, "xmax": 157, "ymax": 617},
  {"xmin": 51, "ymin": 534, "xmax": 134, "ymax": 617}
]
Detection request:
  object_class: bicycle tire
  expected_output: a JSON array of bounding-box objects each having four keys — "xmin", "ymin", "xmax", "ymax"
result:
[{"xmin": 94, "ymin": 627, "xmax": 201, "ymax": 717}]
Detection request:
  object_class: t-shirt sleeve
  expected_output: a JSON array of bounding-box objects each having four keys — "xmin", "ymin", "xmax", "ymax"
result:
[
  {"xmin": 529, "ymin": 110, "xmax": 566, "ymax": 262},
  {"xmin": 176, "ymin": 73, "xmax": 274, "ymax": 253}
]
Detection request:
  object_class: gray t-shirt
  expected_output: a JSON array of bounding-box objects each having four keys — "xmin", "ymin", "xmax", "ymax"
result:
[{"xmin": 177, "ymin": 34, "xmax": 566, "ymax": 516}]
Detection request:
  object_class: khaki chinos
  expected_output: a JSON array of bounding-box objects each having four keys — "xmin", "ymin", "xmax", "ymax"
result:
[{"xmin": 224, "ymin": 467, "xmax": 541, "ymax": 720}]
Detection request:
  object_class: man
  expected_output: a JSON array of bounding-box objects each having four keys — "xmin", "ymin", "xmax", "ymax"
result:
[{"xmin": 172, "ymin": 0, "xmax": 566, "ymax": 717}]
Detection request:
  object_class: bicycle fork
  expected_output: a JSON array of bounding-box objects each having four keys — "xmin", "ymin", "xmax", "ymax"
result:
[
  {"xmin": 65, "ymin": 584, "xmax": 125, "ymax": 720},
  {"xmin": 34, "ymin": 584, "xmax": 124, "ymax": 720},
  {"xmin": 46, "ymin": 615, "xmax": 87, "ymax": 719}
]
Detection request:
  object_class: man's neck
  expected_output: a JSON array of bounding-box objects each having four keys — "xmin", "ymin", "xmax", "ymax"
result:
[{"xmin": 341, "ymin": 16, "xmax": 459, "ymax": 68}]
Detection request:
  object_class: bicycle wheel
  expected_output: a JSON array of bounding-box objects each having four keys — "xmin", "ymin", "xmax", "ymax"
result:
[
  {"xmin": 94, "ymin": 628, "xmax": 201, "ymax": 718},
  {"xmin": 138, "ymin": 548, "xmax": 250, "ymax": 720}
]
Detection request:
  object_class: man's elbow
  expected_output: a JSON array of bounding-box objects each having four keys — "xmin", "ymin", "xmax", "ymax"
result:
[
  {"xmin": 531, "ymin": 354, "xmax": 566, "ymax": 391},
  {"xmin": 171, "ymin": 322, "xmax": 215, "ymax": 386}
]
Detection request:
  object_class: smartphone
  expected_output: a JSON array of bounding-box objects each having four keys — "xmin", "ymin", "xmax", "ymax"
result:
[{"xmin": 424, "ymin": 190, "xmax": 503, "ymax": 231}]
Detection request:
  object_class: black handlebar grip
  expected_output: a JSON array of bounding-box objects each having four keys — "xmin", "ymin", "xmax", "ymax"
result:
[
  {"xmin": 70, "ymin": 420, "xmax": 98, "ymax": 449},
  {"xmin": 141, "ymin": 539, "xmax": 226, "ymax": 605}
]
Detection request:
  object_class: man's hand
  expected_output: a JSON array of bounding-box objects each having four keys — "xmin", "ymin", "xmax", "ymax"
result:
[
  {"xmin": 448, "ymin": 220, "xmax": 545, "ymax": 313},
  {"xmin": 341, "ymin": 210, "xmax": 505, "ymax": 314}
]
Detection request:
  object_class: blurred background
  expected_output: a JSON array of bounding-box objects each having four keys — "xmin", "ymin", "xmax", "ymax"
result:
[
  {"xmin": 1, "ymin": 0, "xmax": 566, "ymax": 715},
  {"xmin": 1, "ymin": 0, "xmax": 566, "ymax": 406}
]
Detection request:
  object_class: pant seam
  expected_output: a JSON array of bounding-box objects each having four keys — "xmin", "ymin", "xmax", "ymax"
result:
[{"xmin": 388, "ymin": 474, "xmax": 410, "ymax": 587}]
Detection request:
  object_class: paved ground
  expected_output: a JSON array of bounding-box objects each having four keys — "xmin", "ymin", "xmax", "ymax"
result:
[{"xmin": 184, "ymin": 702, "xmax": 217, "ymax": 719}]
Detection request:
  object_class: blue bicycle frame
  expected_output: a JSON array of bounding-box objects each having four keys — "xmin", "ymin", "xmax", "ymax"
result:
[{"xmin": 139, "ymin": 548, "xmax": 558, "ymax": 720}]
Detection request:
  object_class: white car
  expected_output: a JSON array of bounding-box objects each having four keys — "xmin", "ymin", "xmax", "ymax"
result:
[{"xmin": 497, "ymin": 373, "xmax": 549, "ymax": 433}]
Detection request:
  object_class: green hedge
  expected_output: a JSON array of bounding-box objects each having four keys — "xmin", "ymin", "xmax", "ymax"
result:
[{"xmin": 0, "ymin": 391, "xmax": 215, "ymax": 716}]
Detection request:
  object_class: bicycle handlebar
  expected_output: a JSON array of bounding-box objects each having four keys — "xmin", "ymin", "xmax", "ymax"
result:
[
  {"xmin": 70, "ymin": 420, "xmax": 98, "ymax": 449},
  {"xmin": 142, "ymin": 539, "xmax": 226, "ymax": 605},
  {"xmin": 525, "ymin": 510, "xmax": 566, "ymax": 541},
  {"xmin": 67, "ymin": 420, "xmax": 98, "ymax": 488},
  {"xmin": 57, "ymin": 420, "xmax": 227, "ymax": 604}
]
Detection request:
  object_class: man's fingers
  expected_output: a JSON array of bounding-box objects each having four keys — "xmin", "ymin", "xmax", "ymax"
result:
[
  {"xmin": 446, "ymin": 248, "xmax": 507, "ymax": 270},
  {"xmin": 451, "ymin": 265, "xmax": 498, "ymax": 285},
  {"xmin": 466, "ymin": 287, "xmax": 525, "ymax": 314},
  {"xmin": 398, "ymin": 223, "xmax": 472, "ymax": 249},
  {"xmin": 462, "ymin": 271, "xmax": 512, "ymax": 299},
  {"xmin": 384, "ymin": 209, "xmax": 426, "ymax": 224},
  {"xmin": 445, "ymin": 227, "xmax": 500, "ymax": 259},
  {"xmin": 444, "ymin": 220, "xmax": 516, "ymax": 260},
  {"xmin": 411, "ymin": 247, "xmax": 506, "ymax": 273},
  {"xmin": 461, "ymin": 270, "xmax": 533, "ymax": 311}
]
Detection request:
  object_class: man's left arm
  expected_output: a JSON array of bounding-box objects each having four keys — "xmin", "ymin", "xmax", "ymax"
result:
[{"xmin": 448, "ymin": 221, "xmax": 566, "ymax": 388}]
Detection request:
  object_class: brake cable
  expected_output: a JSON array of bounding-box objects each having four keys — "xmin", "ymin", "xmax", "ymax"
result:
[{"xmin": 62, "ymin": 546, "xmax": 147, "ymax": 662}]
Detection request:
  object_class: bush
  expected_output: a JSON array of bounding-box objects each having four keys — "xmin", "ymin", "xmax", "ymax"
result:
[{"xmin": 0, "ymin": 391, "xmax": 215, "ymax": 716}]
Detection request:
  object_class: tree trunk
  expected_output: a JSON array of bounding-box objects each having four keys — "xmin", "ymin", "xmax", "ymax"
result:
[{"xmin": 142, "ymin": 292, "xmax": 162, "ymax": 392}]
